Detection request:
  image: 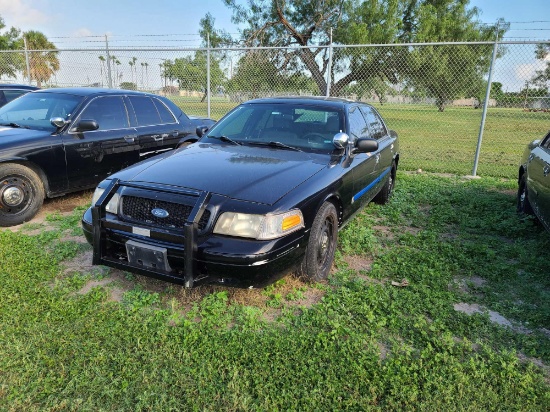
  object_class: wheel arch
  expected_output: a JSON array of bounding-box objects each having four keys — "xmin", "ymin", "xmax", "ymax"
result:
[
  {"xmin": 0, "ymin": 159, "xmax": 50, "ymax": 196},
  {"xmin": 322, "ymin": 194, "xmax": 344, "ymax": 226}
]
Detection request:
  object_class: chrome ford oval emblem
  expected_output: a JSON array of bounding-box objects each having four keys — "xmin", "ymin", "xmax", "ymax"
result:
[{"xmin": 151, "ymin": 208, "xmax": 169, "ymax": 218}]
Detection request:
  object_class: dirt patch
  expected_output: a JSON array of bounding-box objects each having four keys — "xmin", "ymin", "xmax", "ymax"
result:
[
  {"xmin": 4, "ymin": 190, "xmax": 92, "ymax": 233},
  {"xmin": 343, "ymin": 255, "xmax": 373, "ymax": 272},
  {"xmin": 453, "ymin": 302, "xmax": 535, "ymax": 335},
  {"xmin": 451, "ymin": 276, "xmax": 487, "ymax": 295},
  {"xmin": 77, "ymin": 278, "xmax": 114, "ymax": 294}
]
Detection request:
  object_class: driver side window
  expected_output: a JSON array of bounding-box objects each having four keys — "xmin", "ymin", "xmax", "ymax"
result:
[
  {"xmin": 80, "ymin": 96, "xmax": 129, "ymax": 130},
  {"xmin": 348, "ymin": 106, "xmax": 369, "ymax": 141}
]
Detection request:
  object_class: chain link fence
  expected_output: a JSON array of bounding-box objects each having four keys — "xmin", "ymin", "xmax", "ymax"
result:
[{"xmin": 1, "ymin": 40, "xmax": 549, "ymax": 178}]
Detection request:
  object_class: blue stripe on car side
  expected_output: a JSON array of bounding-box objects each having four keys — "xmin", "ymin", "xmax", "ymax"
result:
[{"xmin": 352, "ymin": 166, "xmax": 391, "ymax": 203}]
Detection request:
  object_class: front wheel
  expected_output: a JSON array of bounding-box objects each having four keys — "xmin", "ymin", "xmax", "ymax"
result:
[
  {"xmin": 298, "ymin": 202, "xmax": 338, "ymax": 282},
  {"xmin": 517, "ymin": 174, "xmax": 534, "ymax": 215},
  {"xmin": 0, "ymin": 164, "xmax": 45, "ymax": 227}
]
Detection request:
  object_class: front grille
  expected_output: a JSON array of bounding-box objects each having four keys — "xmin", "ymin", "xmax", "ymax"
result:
[{"xmin": 121, "ymin": 196, "xmax": 210, "ymax": 230}]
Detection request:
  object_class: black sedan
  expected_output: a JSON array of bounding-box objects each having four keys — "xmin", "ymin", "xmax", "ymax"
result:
[
  {"xmin": 0, "ymin": 84, "xmax": 39, "ymax": 107},
  {"xmin": 0, "ymin": 88, "xmax": 214, "ymax": 226},
  {"xmin": 518, "ymin": 130, "xmax": 550, "ymax": 231},
  {"xmin": 82, "ymin": 97, "xmax": 399, "ymax": 288}
]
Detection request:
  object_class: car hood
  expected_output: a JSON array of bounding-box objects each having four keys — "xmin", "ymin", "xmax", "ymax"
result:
[
  {"xmin": 114, "ymin": 143, "xmax": 329, "ymax": 205},
  {"xmin": 0, "ymin": 126, "xmax": 49, "ymax": 143}
]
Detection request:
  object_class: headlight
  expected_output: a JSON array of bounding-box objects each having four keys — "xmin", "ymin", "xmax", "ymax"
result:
[
  {"xmin": 91, "ymin": 187, "xmax": 120, "ymax": 213},
  {"xmin": 213, "ymin": 209, "xmax": 304, "ymax": 240}
]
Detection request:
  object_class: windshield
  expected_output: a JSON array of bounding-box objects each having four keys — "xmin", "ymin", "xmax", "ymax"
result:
[
  {"xmin": 0, "ymin": 92, "xmax": 83, "ymax": 132},
  {"xmin": 206, "ymin": 103, "xmax": 344, "ymax": 152}
]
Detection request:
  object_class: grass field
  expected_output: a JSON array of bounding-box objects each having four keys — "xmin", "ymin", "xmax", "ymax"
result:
[
  {"xmin": 1, "ymin": 173, "xmax": 548, "ymax": 410},
  {"xmin": 170, "ymin": 96, "xmax": 550, "ymax": 179}
]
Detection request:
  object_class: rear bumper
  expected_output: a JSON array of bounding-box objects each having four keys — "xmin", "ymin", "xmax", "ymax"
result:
[{"xmin": 81, "ymin": 183, "xmax": 307, "ymax": 288}]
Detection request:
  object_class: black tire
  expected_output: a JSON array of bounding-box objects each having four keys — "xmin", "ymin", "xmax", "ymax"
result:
[
  {"xmin": 299, "ymin": 202, "xmax": 338, "ymax": 282},
  {"xmin": 517, "ymin": 174, "xmax": 534, "ymax": 215},
  {"xmin": 374, "ymin": 162, "xmax": 396, "ymax": 205},
  {"xmin": 0, "ymin": 164, "xmax": 45, "ymax": 227}
]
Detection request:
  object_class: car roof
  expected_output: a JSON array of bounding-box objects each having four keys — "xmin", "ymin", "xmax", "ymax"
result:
[
  {"xmin": 32, "ymin": 87, "xmax": 157, "ymax": 97},
  {"xmin": 243, "ymin": 96, "xmax": 364, "ymax": 109},
  {"xmin": 0, "ymin": 84, "xmax": 40, "ymax": 90}
]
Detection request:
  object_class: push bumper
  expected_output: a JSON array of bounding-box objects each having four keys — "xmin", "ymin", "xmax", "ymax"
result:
[{"xmin": 82, "ymin": 179, "xmax": 306, "ymax": 288}]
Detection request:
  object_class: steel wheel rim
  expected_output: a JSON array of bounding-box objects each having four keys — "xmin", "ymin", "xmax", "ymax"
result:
[
  {"xmin": 0, "ymin": 176, "xmax": 33, "ymax": 214},
  {"xmin": 316, "ymin": 216, "xmax": 334, "ymax": 266}
]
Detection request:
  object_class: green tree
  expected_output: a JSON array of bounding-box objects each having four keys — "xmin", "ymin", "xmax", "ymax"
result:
[
  {"xmin": 119, "ymin": 81, "xmax": 137, "ymax": 90},
  {"xmin": 530, "ymin": 43, "xmax": 549, "ymax": 91},
  {"xmin": 222, "ymin": 0, "xmax": 507, "ymax": 109},
  {"xmin": 166, "ymin": 13, "xmax": 227, "ymax": 101},
  {"xmin": 23, "ymin": 30, "xmax": 59, "ymax": 87},
  {"xmin": 0, "ymin": 17, "xmax": 23, "ymax": 78},
  {"xmin": 404, "ymin": 2, "xmax": 507, "ymax": 111}
]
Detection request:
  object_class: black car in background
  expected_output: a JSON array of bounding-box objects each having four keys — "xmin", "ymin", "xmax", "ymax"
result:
[
  {"xmin": 518, "ymin": 130, "xmax": 550, "ymax": 231},
  {"xmin": 0, "ymin": 88, "xmax": 214, "ymax": 226},
  {"xmin": 83, "ymin": 97, "xmax": 399, "ymax": 288},
  {"xmin": 0, "ymin": 84, "xmax": 39, "ymax": 107}
]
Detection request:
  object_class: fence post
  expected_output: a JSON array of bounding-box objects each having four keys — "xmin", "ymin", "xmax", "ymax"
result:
[
  {"xmin": 472, "ymin": 38, "xmax": 499, "ymax": 176},
  {"xmin": 23, "ymin": 37, "xmax": 32, "ymax": 86},
  {"xmin": 325, "ymin": 28, "xmax": 333, "ymax": 97},
  {"xmin": 207, "ymin": 33, "xmax": 211, "ymax": 118},
  {"xmin": 105, "ymin": 34, "xmax": 113, "ymax": 88}
]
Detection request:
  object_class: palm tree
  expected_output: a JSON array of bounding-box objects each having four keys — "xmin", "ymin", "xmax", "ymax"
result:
[
  {"xmin": 132, "ymin": 57, "xmax": 137, "ymax": 87},
  {"xmin": 129, "ymin": 59, "xmax": 134, "ymax": 84},
  {"xmin": 144, "ymin": 62, "xmax": 149, "ymax": 90},
  {"xmin": 23, "ymin": 31, "xmax": 59, "ymax": 87},
  {"xmin": 115, "ymin": 59, "xmax": 121, "ymax": 87},
  {"xmin": 99, "ymin": 55, "xmax": 106, "ymax": 86}
]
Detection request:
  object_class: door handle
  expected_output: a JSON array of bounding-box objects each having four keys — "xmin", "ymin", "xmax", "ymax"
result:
[
  {"xmin": 124, "ymin": 135, "xmax": 136, "ymax": 143},
  {"xmin": 152, "ymin": 134, "xmax": 164, "ymax": 142},
  {"xmin": 544, "ymin": 165, "xmax": 550, "ymax": 177}
]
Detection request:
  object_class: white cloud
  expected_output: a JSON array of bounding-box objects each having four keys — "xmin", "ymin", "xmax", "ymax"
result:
[
  {"xmin": 514, "ymin": 61, "xmax": 546, "ymax": 82},
  {"xmin": 0, "ymin": 0, "xmax": 49, "ymax": 28},
  {"xmin": 71, "ymin": 28, "xmax": 93, "ymax": 38}
]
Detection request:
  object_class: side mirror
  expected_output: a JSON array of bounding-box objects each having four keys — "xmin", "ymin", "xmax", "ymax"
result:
[
  {"xmin": 74, "ymin": 119, "xmax": 99, "ymax": 132},
  {"xmin": 332, "ymin": 132, "xmax": 349, "ymax": 149},
  {"xmin": 196, "ymin": 125, "xmax": 209, "ymax": 138},
  {"xmin": 50, "ymin": 117, "xmax": 69, "ymax": 129},
  {"xmin": 354, "ymin": 138, "xmax": 378, "ymax": 154}
]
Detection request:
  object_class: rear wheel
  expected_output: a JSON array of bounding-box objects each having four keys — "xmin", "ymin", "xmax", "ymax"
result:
[
  {"xmin": 0, "ymin": 164, "xmax": 45, "ymax": 227},
  {"xmin": 299, "ymin": 202, "xmax": 338, "ymax": 282},
  {"xmin": 517, "ymin": 174, "xmax": 534, "ymax": 215},
  {"xmin": 374, "ymin": 162, "xmax": 396, "ymax": 205}
]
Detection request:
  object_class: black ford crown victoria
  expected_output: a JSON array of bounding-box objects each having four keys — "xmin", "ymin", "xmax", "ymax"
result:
[
  {"xmin": 0, "ymin": 88, "xmax": 214, "ymax": 226},
  {"xmin": 82, "ymin": 97, "xmax": 399, "ymax": 288}
]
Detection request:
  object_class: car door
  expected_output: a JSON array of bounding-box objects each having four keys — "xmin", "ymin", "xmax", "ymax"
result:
[
  {"xmin": 348, "ymin": 105, "xmax": 379, "ymax": 212},
  {"xmin": 62, "ymin": 95, "xmax": 139, "ymax": 189},
  {"xmin": 127, "ymin": 95, "xmax": 181, "ymax": 158},
  {"xmin": 360, "ymin": 105, "xmax": 394, "ymax": 191},
  {"xmin": 527, "ymin": 132, "xmax": 550, "ymax": 228}
]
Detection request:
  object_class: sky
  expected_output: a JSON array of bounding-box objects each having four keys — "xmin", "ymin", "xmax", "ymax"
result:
[
  {"xmin": 1, "ymin": 0, "xmax": 548, "ymax": 45},
  {"xmin": 0, "ymin": 0, "xmax": 548, "ymax": 91}
]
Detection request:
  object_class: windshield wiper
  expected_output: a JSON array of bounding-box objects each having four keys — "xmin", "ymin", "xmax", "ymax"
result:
[
  {"xmin": 0, "ymin": 122, "xmax": 29, "ymax": 129},
  {"xmin": 247, "ymin": 141, "xmax": 302, "ymax": 152},
  {"xmin": 209, "ymin": 135, "xmax": 241, "ymax": 146}
]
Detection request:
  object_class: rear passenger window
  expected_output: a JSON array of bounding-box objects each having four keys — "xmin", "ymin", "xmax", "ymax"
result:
[
  {"xmin": 129, "ymin": 96, "xmax": 162, "ymax": 126},
  {"xmin": 4, "ymin": 90, "xmax": 29, "ymax": 103},
  {"xmin": 361, "ymin": 106, "xmax": 387, "ymax": 140},
  {"xmin": 152, "ymin": 99, "xmax": 176, "ymax": 123}
]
